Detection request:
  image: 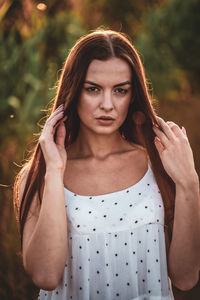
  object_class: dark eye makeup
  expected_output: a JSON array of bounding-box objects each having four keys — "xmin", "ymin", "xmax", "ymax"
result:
[
  {"xmin": 115, "ymin": 88, "xmax": 128, "ymax": 94},
  {"xmin": 85, "ymin": 86, "xmax": 99, "ymax": 92},
  {"xmin": 84, "ymin": 86, "xmax": 129, "ymax": 95}
]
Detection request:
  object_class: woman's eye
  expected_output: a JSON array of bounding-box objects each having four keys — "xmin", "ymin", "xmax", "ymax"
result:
[
  {"xmin": 85, "ymin": 87, "xmax": 99, "ymax": 93},
  {"xmin": 115, "ymin": 88, "xmax": 128, "ymax": 95}
]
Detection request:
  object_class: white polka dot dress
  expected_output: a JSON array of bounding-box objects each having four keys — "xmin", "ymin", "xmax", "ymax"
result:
[{"xmin": 38, "ymin": 164, "xmax": 174, "ymax": 300}]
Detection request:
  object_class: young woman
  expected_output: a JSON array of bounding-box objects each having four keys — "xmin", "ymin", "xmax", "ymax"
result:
[{"xmin": 14, "ymin": 29, "xmax": 200, "ymax": 300}]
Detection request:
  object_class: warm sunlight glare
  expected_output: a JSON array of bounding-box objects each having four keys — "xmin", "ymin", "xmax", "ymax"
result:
[{"xmin": 37, "ymin": 3, "xmax": 47, "ymax": 11}]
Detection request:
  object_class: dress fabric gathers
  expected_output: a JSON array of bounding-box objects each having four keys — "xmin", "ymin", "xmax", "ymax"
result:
[{"xmin": 38, "ymin": 164, "xmax": 174, "ymax": 300}]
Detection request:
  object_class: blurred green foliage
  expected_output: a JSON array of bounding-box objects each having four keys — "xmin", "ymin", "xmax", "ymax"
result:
[
  {"xmin": 0, "ymin": 0, "xmax": 199, "ymax": 299},
  {"xmin": 135, "ymin": 0, "xmax": 200, "ymax": 95}
]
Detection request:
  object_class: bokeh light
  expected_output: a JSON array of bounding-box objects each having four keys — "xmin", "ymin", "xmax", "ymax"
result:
[{"xmin": 36, "ymin": 3, "xmax": 47, "ymax": 11}]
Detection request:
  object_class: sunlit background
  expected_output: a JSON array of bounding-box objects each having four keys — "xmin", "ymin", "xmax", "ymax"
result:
[{"xmin": 0, "ymin": 0, "xmax": 200, "ymax": 299}]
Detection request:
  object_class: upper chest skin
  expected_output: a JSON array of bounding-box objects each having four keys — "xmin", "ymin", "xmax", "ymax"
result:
[{"xmin": 63, "ymin": 145, "xmax": 149, "ymax": 196}]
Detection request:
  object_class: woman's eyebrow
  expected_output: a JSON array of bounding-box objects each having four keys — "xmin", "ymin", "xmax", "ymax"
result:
[
  {"xmin": 84, "ymin": 81, "xmax": 101, "ymax": 87},
  {"xmin": 84, "ymin": 80, "xmax": 132, "ymax": 87},
  {"xmin": 114, "ymin": 81, "xmax": 132, "ymax": 87}
]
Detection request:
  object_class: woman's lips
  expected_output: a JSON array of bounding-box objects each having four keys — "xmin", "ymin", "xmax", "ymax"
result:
[{"xmin": 96, "ymin": 118, "xmax": 115, "ymax": 125}]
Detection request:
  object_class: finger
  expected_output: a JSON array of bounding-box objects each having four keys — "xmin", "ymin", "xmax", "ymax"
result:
[
  {"xmin": 54, "ymin": 104, "xmax": 64, "ymax": 111},
  {"xmin": 153, "ymin": 125, "xmax": 170, "ymax": 148},
  {"xmin": 181, "ymin": 126, "xmax": 188, "ymax": 139},
  {"xmin": 182, "ymin": 126, "xmax": 187, "ymax": 136},
  {"xmin": 156, "ymin": 117, "xmax": 175, "ymax": 141},
  {"xmin": 166, "ymin": 121, "xmax": 183, "ymax": 138},
  {"xmin": 53, "ymin": 115, "xmax": 68, "ymax": 130},
  {"xmin": 49, "ymin": 104, "xmax": 64, "ymax": 116},
  {"xmin": 166, "ymin": 122, "xmax": 178, "ymax": 136},
  {"xmin": 45, "ymin": 105, "xmax": 64, "ymax": 123},
  {"xmin": 39, "ymin": 111, "xmax": 65, "ymax": 147},
  {"xmin": 45, "ymin": 111, "xmax": 64, "ymax": 129},
  {"xmin": 154, "ymin": 136, "xmax": 165, "ymax": 154},
  {"xmin": 43, "ymin": 104, "xmax": 64, "ymax": 125},
  {"xmin": 44, "ymin": 113, "xmax": 64, "ymax": 137},
  {"xmin": 56, "ymin": 122, "xmax": 66, "ymax": 147}
]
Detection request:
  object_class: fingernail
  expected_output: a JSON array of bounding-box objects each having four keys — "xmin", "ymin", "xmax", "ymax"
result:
[{"xmin": 182, "ymin": 126, "xmax": 186, "ymax": 133}]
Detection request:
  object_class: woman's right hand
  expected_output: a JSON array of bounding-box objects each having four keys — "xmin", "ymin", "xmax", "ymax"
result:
[{"xmin": 39, "ymin": 104, "xmax": 67, "ymax": 176}]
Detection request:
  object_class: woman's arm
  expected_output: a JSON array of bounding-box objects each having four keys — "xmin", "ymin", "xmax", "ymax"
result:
[
  {"xmin": 21, "ymin": 105, "xmax": 68, "ymax": 291},
  {"xmin": 168, "ymin": 173, "xmax": 200, "ymax": 291},
  {"xmin": 153, "ymin": 117, "xmax": 200, "ymax": 291},
  {"xmin": 21, "ymin": 168, "xmax": 67, "ymax": 291}
]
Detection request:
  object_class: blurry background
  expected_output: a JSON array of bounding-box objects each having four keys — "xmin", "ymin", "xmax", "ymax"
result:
[{"xmin": 0, "ymin": 0, "xmax": 199, "ymax": 299}]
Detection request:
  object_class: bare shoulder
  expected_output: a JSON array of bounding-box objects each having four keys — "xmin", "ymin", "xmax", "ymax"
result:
[
  {"xmin": 122, "ymin": 141, "xmax": 150, "ymax": 176},
  {"xmin": 127, "ymin": 141, "xmax": 148, "ymax": 159},
  {"xmin": 16, "ymin": 164, "xmax": 31, "ymax": 206},
  {"xmin": 14, "ymin": 165, "xmax": 29, "ymax": 217},
  {"xmin": 15, "ymin": 165, "xmax": 41, "ymax": 256},
  {"xmin": 19, "ymin": 165, "xmax": 30, "ymax": 195},
  {"xmin": 16, "ymin": 164, "xmax": 40, "ymax": 218}
]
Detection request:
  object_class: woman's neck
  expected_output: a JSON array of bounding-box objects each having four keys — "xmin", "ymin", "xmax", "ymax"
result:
[{"xmin": 69, "ymin": 129, "xmax": 132, "ymax": 160}]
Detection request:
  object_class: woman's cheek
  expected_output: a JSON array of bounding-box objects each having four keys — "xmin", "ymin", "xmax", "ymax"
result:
[
  {"xmin": 77, "ymin": 95, "xmax": 95, "ymax": 118},
  {"xmin": 119, "ymin": 100, "xmax": 131, "ymax": 119}
]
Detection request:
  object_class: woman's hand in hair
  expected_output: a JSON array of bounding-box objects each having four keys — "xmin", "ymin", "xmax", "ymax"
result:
[
  {"xmin": 39, "ymin": 104, "xmax": 67, "ymax": 177},
  {"xmin": 152, "ymin": 116, "xmax": 198, "ymax": 187}
]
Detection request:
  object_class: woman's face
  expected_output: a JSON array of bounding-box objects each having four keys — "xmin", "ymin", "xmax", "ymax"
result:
[{"xmin": 77, "ymin": 57, "xmax": 132, "ymax": 136}]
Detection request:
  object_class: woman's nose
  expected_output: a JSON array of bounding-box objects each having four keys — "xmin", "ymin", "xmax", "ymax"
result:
[{"xmin": 100, "ymin": 91, "xmax": 114, "ymax": 111}]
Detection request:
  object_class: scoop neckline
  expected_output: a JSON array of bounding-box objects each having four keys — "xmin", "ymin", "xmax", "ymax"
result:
[{"xmin": 64, "ymin": 163, "xmax": 151, "ymax": 198}]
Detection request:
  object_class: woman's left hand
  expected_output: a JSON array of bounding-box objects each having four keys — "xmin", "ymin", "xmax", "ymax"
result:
[{"xmin": 153, "ymin": 116, "xmax": 197, "ymax": 187}]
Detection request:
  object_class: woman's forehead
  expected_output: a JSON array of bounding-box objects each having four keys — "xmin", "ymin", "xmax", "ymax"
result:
[{"xmin": 85, "ymin": 57, "xmax": 132, "ymax": 83}]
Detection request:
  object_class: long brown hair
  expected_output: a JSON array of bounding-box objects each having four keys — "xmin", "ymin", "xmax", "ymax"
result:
[{"xmin": 14, "ymin": 29, "xmax": 175, "ymax": 250}]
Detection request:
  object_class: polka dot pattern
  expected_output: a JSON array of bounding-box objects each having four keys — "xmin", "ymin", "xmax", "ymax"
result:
[{"xmin": 38, "ymin": 165, "xmax": 174, "ymax": 300}]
